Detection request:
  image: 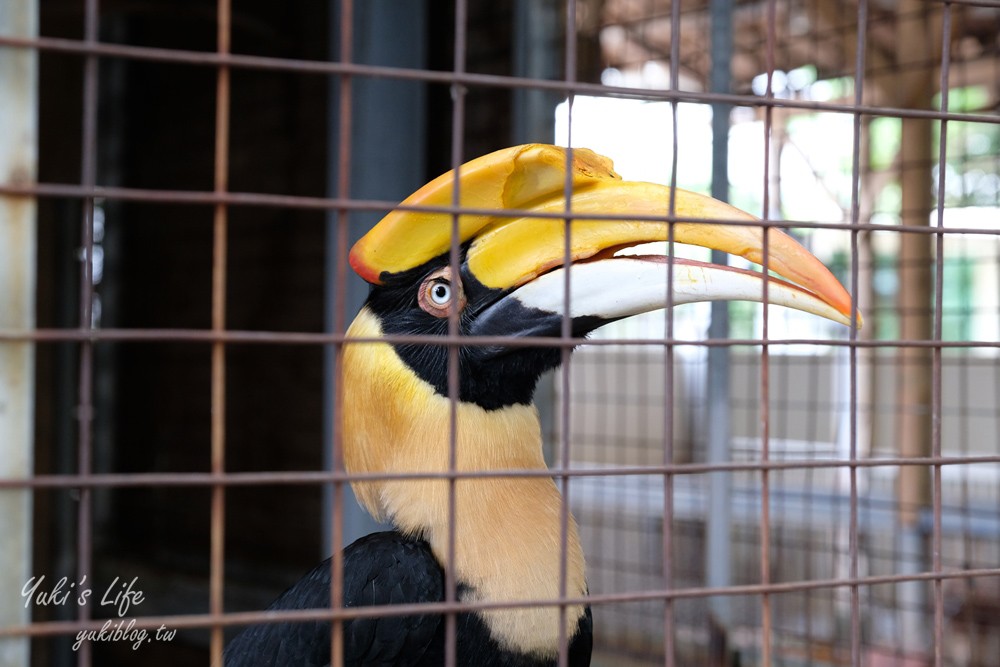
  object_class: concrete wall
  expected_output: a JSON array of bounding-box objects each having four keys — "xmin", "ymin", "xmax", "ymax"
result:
[
  {"xmin": 561, "ymin": 348, "xmax": 1000, "ymax": 464},
  {"xmin": 562, "ymin": 346, "xmax": 1000, "ymax": 664}
]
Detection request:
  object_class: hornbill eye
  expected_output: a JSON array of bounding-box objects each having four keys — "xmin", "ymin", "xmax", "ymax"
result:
[
  {"xmin": 430, "ymin": 282, "xmax": 450, "ymax": 305},
  {"xmin": 418, "ymin": 266, "xmax": 466, "ymax": 317}
]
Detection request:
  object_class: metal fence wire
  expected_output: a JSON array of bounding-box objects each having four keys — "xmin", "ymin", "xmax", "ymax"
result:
[{"xmin": 1, "ymin": 0, "xmax": 999, "ymax": 666}]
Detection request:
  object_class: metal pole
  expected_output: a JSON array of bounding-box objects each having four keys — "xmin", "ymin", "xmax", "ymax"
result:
[
  {"xmin": 323, "ymin": 0, "xmax": 428, "ymax": 553},
  {"xmin": 894, "ymin": 0, "xmax": 933, "ymax": 656},
  {"xmin": 513, "ymin": 0, "xmax": 563, "ymax": 463},
  {"xmin": 513, "ymin": 0, "xmax": 563, "ymax": 145},
  {"xmin": 0, "ymin": 2, "xmax": 37, "ymax": 665},
  {"xmin": 706, "ymin": 0, "xmax": 733, "ymax": 661}
]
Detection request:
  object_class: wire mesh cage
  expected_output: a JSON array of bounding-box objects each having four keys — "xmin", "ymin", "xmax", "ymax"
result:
[{"xmin": 1, "ymin": 1, "xmax": 999, "ymax": 666}]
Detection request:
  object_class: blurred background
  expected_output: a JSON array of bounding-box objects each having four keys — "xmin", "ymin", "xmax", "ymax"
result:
[{"xmin": 1, "ymin": 1, "xmax": 998, "ymax": 665}]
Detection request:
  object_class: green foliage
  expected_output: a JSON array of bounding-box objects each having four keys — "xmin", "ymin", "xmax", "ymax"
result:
[{"xmin": 869, "ymin": 118, "xmax": 901, "ymax": 171}]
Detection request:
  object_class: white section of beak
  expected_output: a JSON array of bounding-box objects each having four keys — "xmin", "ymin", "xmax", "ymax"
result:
[{"xmin": 510, "ymin": 258, "xmax": 852, "ymax": 327}]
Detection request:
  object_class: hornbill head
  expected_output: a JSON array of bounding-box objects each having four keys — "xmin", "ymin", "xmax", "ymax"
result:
[{"xmin": 347, "ymin": 143, "xmax": 858, "ymax": 412}]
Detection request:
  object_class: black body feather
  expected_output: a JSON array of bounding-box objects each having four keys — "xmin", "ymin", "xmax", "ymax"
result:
[{"xmin": 224, "ymin": 532, "xmax": 592, "ymax": 667}]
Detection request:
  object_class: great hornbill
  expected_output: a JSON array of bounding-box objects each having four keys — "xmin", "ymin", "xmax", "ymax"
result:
[{"xmin": 224, "ymin": 144, "xmax": 858, "ymax": 666}]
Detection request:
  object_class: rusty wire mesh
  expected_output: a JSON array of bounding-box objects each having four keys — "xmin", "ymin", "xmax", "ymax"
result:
[{"xmin": 1, "ymin": 1, "xmax": 1000, "ymax": 666}]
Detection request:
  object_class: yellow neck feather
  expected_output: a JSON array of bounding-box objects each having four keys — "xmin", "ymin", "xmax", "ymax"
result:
[{"xmin": 343, "ymin": 308, "xmax": 586, "ymax": 656}]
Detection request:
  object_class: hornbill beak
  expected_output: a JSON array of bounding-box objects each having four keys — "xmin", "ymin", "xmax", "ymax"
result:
[{"xmin": 350, "ymin": 144, "xmax": 860, "ymax": 341}]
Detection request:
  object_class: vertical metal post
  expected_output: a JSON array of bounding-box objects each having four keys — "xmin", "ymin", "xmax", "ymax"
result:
[
  {"xmin": 706, "ymin": 0, "xmax": 733, "ymax": 662},
  {"xmin": 324, "ymin": 0, "xmax": 428, "ymax": 553},
  {"xmin": 0, "ymin": 2, "xmax": 37, "ymax": 666},
  {"xmin": 513, "ymin": 0, "xmax": 563, "ymax": 463},
  {"xmin": 512, "ymin": 0, "xmax": 563, "ymax": 145},
  {"xmin": 209, "ymin": 1, "xmax": 231, "ymax": 661},
  {"xmin": 895, "ymin": 0, "xmax": 933, "ymax": 655},
  {"xmin": 846, "ymin": 4, "xmax": 869, "ymax": 665}
]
